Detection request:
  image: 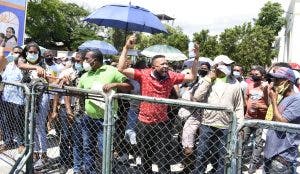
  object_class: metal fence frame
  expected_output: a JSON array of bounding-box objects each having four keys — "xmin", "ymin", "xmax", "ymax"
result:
[
  {"xmin": 234, "ymin": 119, "xmax": 300, "ymax": 174},
  {"xmin": 0, "ymin": 81, "xmax": 31, "ymax": 174},
  {"xmin": 107, "ymin": 93, "xmax": 237, "ymax": 174}
]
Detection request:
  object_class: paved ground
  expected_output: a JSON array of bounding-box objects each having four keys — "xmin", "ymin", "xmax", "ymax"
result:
[{"xmin": 1, "ymin": 138, "xmax": 300, "ymax": 174}]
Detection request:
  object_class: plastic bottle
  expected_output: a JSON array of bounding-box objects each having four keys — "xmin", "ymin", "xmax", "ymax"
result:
[{"xmin": 188, "ymin": 41, "xmax": 195, "ymax": 58}]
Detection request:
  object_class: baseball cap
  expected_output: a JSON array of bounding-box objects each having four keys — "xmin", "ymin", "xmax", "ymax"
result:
[
  {"xmin": 214, "ymin": 55, "xmax": 234, "ymax": 65},
  {"xmin": 269, "ymin": 67, "xmax": 296, "ymax": 84}
]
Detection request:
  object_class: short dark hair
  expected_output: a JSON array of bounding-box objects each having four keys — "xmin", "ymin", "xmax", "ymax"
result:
[
  {"xmin": 12, "ymin": 45, "xmax": 25, "ymax": 58},
  {"xmin": 89, "ymin": 49, "xmax": 103, "ymax": 63},
  {"xmin": 6, "ymin": 27, "xmax": 15, "ymax": 34},
  {"xmin": 151, "ymin": 55, "xmax": 165, "ymax": 66}
]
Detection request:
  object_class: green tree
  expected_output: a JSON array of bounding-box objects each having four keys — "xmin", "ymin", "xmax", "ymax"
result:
[
  {"xmin": 193, "ymin": 30, "xmax": 220, "ymax": 58},
  {"xmin": 255, "ymin": 1, "xmax": 285, "ymax": 35},
  {"xmin": 26, "ymin": 0, "xmax": 99, "ymax": 50}
]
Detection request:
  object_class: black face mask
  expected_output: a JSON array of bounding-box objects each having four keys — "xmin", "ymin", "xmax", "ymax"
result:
[
  {"xmin": 198, "ymin": 69, "xmax": 208, "ymax": 77},
  {"xmin": 45, "ymin": 58, "xmax": 54, "ymax": 65},
  {"xmin": 252, "ymin": 75, "xmax": 262, "ymax": 82},
  {"xmin": 153, "ymin": 70, "xmax": 167, "ymax": 81}
]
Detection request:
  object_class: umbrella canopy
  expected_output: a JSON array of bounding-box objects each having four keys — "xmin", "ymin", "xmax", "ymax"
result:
[
  {"xmin": 78, "ymin": 40, "xmax": 118, "ymax": 55},
  {"xmin": 83, "ymin": 4, "xmax": 167, "ymax": 34},
  {"xmin": 183, "ymin": 57, "xmax": 214, "ymax": 68},
  {"xmin": 289, "ymin": 62, "xmax": 300, "ymax": 70},
  {"xmin": 141, "ymin": 44, "xmax": 187, "ymax": 61}
]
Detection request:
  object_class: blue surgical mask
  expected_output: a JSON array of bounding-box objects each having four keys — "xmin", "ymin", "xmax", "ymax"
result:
[
  {"xmin": 6, "ymin": 53, "xmax": 19, "ymax": 62},
  {"xmin": 74, "ymin": 62, "xmax": 83, "ymax": 72},
  {"xmin": 6, "ymin": 54, "xmax": 14, "ymax": 62},
  {"xmin": 26, "ymin": 53, "xmax": 39, "ymax": 63}
]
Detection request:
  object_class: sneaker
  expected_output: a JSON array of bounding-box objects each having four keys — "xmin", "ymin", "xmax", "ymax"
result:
[
  {"xmin": 34, "ymin": 158, "xmax": 45, "ymax": 170},
  {"xmin": 47, "ymin": 129, "xmax": 57, "ymax": 137}
]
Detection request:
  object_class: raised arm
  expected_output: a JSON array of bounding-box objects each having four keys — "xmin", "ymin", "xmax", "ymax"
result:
[
  {"xmin": 117, "ymin": 35, "xmax": 136, "ymax": 79},
  {"xmin": 0, "ymin": 46, "xmax": 7, "ymax": 72},
  {"xmin": 183, "ymin": 43, "xmax": 199, "ymax": 82}
]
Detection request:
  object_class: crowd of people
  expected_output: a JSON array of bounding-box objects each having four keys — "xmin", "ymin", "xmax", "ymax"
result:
[{"xmin": 0, "ymin": 34, "xmax": 299, "ymax": 174}]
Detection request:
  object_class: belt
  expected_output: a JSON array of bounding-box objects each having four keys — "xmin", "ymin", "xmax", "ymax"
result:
[{"xmin": 273, "ymin": 155, "xmax": 291, "ymax": 166}]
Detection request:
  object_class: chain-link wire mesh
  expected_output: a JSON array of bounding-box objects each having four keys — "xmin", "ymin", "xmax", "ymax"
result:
[
  {"xmin": 28, "ymin": 84, "xmax": 107, "ymax": 174},
  {"xmin": 109, "ymin": 93, "xmax": 237, "ymax": 174},
  {"xmin": 0, "ymin": 81, "xmax": 31, "ymax": 174},
  {"xmin": 236, "ymin": 120, "xmax": 300, "ymax": 174}
]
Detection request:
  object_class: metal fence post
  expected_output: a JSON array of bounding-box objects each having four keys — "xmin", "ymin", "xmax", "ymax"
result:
[{"xmin": 225, "ymin": 111, "xmax": 237, "ymax": 174}]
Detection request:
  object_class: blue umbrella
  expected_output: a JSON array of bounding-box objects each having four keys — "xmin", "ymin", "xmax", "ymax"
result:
[
  {"xmin": 78, "ymin": 40, "xmax": 118, "ymax": 55},
  {"xmin": 83, "ymin": 4, "xmax": 167, "ymax": 34}
]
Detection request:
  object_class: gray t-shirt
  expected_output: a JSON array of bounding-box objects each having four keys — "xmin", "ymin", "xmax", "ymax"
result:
[{"xmin": 264, "ymin": 93, "xmax": 300, "ymax": 162}]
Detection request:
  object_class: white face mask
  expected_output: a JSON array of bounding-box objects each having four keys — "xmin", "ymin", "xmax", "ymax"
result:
[
  {"xmin": 217, "ymin": 64, "xmax": 232, "ymax": 76},
  {"xmin": 26, "ymin": 53, "xmax": 39, "ymax": 63},
  {"xmin": 83, "ymin": 61, "xmax": 92, "ymax": 71},
  {"xmin": 233, "ymin": 71, "xmax": 241, "ymax": 78}
]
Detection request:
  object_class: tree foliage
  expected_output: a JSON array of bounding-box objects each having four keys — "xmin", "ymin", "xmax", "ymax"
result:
[
  {"xmin": 191, "ymin": 1, "xmax": 285, "ymax": 72},
  {"xmin": 26, "ymin": 0, "xmax": 99, "ymax": 50},
  {"xmin": 255, "ymin": 1, "xmax": 285, "ymax": 35},
  {"xmin": 193, "ymin": 30, "xmax": 220, "ymax": 58}
]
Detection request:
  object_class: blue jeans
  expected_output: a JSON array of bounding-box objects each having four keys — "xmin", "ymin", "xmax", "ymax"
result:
[
  {"xmin": 72, "ymin": 116, "xmax": 84, "ymax": 173},
  {"xmin": 2, "ymin": 101, "xmax": 25, "ymax": 147},
  {"xmin": 34, "ymin": 93, "xmax": 49, "ymax": 153},
  {"xmin": 59, "ymin": 106, "xmax": 72, "ymax": 166},
  {"xmin": 193, "ymin": 125, "xmax": 228, "ymax": 174},
  {"xmin": 264, "ymin": 157, "xmax": 296, "ymax": 174},
  {"xmin": 125, "ymin": 107, "xmax": 138, "ymax": 144},
  {"xmin": 82, "ymin": 115, "xmax": 103, "ymax": 174}
]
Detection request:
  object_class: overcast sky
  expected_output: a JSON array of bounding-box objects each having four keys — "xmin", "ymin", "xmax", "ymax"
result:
[{"xmin": 64, "ymin": 0, "xmax": 290, "ymax": 38}]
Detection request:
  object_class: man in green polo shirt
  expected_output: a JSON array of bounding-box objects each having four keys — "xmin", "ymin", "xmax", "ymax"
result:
[{"xmin": 78, "ymin": 49, "xmax": 132, "ymax": 174}]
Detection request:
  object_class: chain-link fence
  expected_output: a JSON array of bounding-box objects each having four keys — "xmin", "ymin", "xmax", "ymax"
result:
[
  {"xmin": 108, "ymin": 93, "xmax": 237, "ymax": 174},
  {"xmin": 0, "ymin": 80, "xmax": 31, "ymax": 174},
  {"xmin": 28, "ymin": 83, "xmax": 108, "ymax": 174},
  {"xmin": 236, "ymin": 119, "xmax": 300, "ymax": 174},
  {"xmin": 4, "ymin": 81, "xmax": 300, "ymax": 174}
]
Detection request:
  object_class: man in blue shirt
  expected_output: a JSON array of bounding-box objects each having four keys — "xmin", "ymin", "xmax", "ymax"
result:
[{"xmin": 264, "ymin": 67, "xmax": 300, "ymax": 174}]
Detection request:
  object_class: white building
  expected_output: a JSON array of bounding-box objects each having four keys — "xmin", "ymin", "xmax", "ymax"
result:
[{"xmin": 277, "ymin": 0, "xmax": 300, "ymax": 64}]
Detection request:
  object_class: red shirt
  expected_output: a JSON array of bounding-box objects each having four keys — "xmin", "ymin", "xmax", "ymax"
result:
[
  {"xmin": 134, "ymin": 68, "xmax": 185, "ymax": 124},
  {"xmin": 245, "ymin": 82, "xmax": 268, "ymax": 119}
]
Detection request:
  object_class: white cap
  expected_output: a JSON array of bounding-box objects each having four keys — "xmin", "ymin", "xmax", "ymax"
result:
[{"xmin": 214, "ymin": 55, "xmax": 234, "ymax": 65}]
